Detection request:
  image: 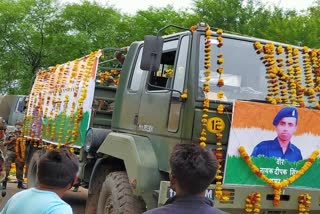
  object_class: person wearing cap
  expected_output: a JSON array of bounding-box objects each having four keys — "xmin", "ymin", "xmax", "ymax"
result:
[
  {"xmin": 251, "ymin": 106, "xmax": 302, "ymax": 162},
  {"xmin": 2, "ymin": 121, "xmax": 26, "ymax": 189}
]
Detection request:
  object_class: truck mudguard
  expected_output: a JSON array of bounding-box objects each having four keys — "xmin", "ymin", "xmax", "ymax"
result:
[{"xmin": 97, "ymin": 132, "xmax": 161, "ymax": 195}]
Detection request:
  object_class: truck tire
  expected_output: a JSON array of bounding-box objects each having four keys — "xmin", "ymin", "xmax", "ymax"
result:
[
  {"xmin": 97, "ymin": 171, "xmax": 146, "ymax": 214},
  {"xmin": 27, "ymin": 150, "xmax": 41, "ymax": 187}
]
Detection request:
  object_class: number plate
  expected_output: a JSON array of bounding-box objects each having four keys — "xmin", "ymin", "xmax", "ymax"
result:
[{"xmin": 167, "ymin": 187, "xmax": 214, "ymax": 200}]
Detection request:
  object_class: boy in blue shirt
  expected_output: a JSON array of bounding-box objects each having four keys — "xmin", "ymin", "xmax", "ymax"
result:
[{"xmin": 1, "ymin": 149, "xmax": 79, "ymax": 214}]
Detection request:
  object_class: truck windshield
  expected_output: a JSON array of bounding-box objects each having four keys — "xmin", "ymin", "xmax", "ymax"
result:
[{"xmin": 198, "ymin": 35, "xmax": 268, "ymax": 102}]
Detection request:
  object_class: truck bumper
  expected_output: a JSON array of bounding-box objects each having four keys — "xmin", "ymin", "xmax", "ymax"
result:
[{"xmin": 158, "ymin": 181, "xmax": 320, "ymax": 213}]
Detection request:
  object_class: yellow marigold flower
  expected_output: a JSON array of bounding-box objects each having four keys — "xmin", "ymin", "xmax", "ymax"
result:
[
  {"xmin": 204, "ymin": 69, "xmax": 211, "ymax": 76},
  {"xmin": 199, "ymin": 137, "xmax": 207, "ymax": 142},
  {"xmin": 253, "ymin": 208, "xmax": 260, "ymax": 213},
  {"xmin": 238, "ymin": 146, "xmax": 246, "ymax": 153},
  {"xmin": 200, "ymin": 142, "xmax": 206, "ymax": 148},
  {"xmin": 217, "ymin": 67, "xmax": 224, "ymax": 74},
  {"xmin": 308, "ymin": 88, "xmax": 315, "ymax": 95},
  {"xmin": 205, "ymin": 30, "xmax": 212, "ymax": 36},
  {"xmin": 293, "ymin": 48, "xmax": 299, "ymax": 56},
  {"xmin": 217, "ymin": 58, "xmax": 224, "ymax": 64},
  {"xmin": 217, "ymin": 91, "xmax": 224, "ymax": 99},
  {"xmin": 276, "ymin": 45, "xmax": 284, "ymax": 54},
  {"xmin": 217, "ymin": 104, "xmax": 224, "ymax": 114},
  {"xmin": 265, "ymin": 43, "xmax": 275, "ymax": 54},
  {"xmin": 254, "ymin": 41, "xmax": 262, "ymax": 50},
  {"xmin": 203, "ymin": 108, "xmax": 209, "ymax": 113},
  {"xmin": 180, "ymin": 93, "xmax": 187, "ymax": 99},
  {"xmin": 202, "ymin": 114, "xmax": 208, "ymax": 118},
  {"xmin": 215, "ymin": 175, "xmax": 223, "ymax": 180},
  {"xmin": 205, "ymin": 47, "xmax": 211, "ymax": 52},
  {"xmin": 216, "ymin": 28, "xmax": 223, "ymax": 34},
  {"xmin": 203, "ymin": 86, "xmax": 210, "ymax": 92},
  {"xmin": 222, "ymin": 196, "xmax": 229, "ymax": 201},
  {"xmin": 245, "ymin": 208, "xmax": 253, "ymax": 212}
]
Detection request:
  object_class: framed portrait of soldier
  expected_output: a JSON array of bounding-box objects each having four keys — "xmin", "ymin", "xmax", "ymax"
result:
[{"xmin": 224, "ymin": 100, "xmax": 320, "ymax": 188}]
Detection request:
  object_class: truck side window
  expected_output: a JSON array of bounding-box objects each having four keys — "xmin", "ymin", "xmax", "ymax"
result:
[
  {"xmin": 16, "ymin": 97, "xmax": 25, "ymax": 113},
  {"xmin": 129, "ymin": 48, "xmax": 144, "ymax": 91},
  {"xmin": 173, "ymin": 36, "xmax": 189, "ymax": 93},
  {"xmin": 148, "ymin": 40, "xmax": 179, "ymax": 91}
]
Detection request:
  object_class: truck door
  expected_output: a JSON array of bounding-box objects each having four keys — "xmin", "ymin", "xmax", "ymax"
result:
[{"xmin": 137, "ymin": 35, "xmax": 189, "ymax": 137}]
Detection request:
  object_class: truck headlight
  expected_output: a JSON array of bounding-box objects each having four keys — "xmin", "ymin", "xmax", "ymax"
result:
[{"xmin": 84, "ymin": 128, "xmax": 93, "ymax": 153}]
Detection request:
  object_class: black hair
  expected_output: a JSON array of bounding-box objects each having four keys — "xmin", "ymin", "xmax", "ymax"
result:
[
  {"xmin": 170, "ymin": 143, "xmax": 218, "ymax": 195},
  {"xmin": 37, "ymin": 149, "xmax": 79, "ymax": 188}
]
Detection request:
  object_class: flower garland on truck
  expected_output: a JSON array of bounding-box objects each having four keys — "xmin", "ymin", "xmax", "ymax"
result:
[{"xmin": 192, "ymin": 24, "xmax": 320, "ymax": 213}]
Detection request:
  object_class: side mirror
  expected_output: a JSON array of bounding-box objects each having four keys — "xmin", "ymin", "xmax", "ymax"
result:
[{"xmin": 140, "ymin": 35, "xmax": 163, "ymax": 72}]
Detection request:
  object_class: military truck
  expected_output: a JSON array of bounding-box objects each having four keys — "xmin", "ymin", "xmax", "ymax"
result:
[
  {"xmin": 0, "ymin": 95, "xmax": 25, "ymax": 128},
  {"xmin": 24, "ymin": 22, "xmax": 320, "ymax": 214}
]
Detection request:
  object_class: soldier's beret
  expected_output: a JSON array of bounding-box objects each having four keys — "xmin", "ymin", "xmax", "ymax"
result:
[{"xmin": 273, "ymin": 106, "xmax": 298, "ymax": 126}]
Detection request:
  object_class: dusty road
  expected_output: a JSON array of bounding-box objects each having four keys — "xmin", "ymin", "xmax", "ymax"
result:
[{"xmin": 0, "ymin": 182, "xmax": 87, "ymax": 214}]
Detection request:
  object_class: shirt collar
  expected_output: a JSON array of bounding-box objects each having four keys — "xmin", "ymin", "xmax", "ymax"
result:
[
  {"xmin": 165, "ymin": 195, "xmax": 213, "ymax": 206},
  {"xmin": 274, "ymin": 137, "xmax": 295, "ymax": 152}
]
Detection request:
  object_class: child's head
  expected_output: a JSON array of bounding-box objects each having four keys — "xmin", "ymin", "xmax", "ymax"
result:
[{"xmin": 37, "ymin": 149, "xmax": 79, "ymax": 189}]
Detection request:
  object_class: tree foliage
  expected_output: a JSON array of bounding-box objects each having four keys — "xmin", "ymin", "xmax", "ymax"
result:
[{"xmin": 0, "ymin": 0, "xmax": 319, "ymax": 95}]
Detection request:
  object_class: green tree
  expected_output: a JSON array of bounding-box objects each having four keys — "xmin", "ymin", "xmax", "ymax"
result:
[
  {"xmin": 0, "ymin": 0, "xmax": 60, "ymax": 94},
  {"xmin": 51, "ymin": 1, "xmax": 125, "ymax": 62},
  {"xmin": 127, "ymin": 6, "xmax": 198, "ymax": 41}
]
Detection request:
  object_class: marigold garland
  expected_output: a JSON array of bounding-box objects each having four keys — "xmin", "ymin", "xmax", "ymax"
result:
[
  {"xmin": 191, "ymin": 24, "xmax": 227, "ymax": 201},
  {"xmin": 24, "ymin": 50, "xmax": 101, "ymax": 153},
  {"xmin": 245, "ymin": 192, "xmax": 261, "ymax": 214},
  {"xmin": 199, "ymin": 24, "xmax": 212, "ymax": 149},
  {"xmin": 298, "ymin": 193, "xmax": 311, "ymax": 213},
  {"xmin": 292, "ymin": 47, "xmax": 304, "ymax": 106},
  {"xmin": 98, "ymin": 69, "xmax": 121, "ymax": 86},
  {"xmin": 214, "ymin": 28, "xmax": 226, "ymax": 201},
  {"xmin": 285, "ymin": 45, "xmax": 299, "ymax": 105},
  {"xmin": 239, "ymin": 146, "xmax": 319, "ymax": 206},
  {"xmin": 255, "ymin": 42, "xmax": 281, "ymax": 104},
  {"xmin": 15, "ymin": 137, "xmax": 26, "ymax": 163}
]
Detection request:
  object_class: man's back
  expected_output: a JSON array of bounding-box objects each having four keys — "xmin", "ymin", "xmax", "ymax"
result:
[
  {"xmin": 0, "ymin": 188, "xmax": 72, "ymax": 214},
  {"xmin": 144, "ymin": 196, "xmax": 227, "ymax": 214}
]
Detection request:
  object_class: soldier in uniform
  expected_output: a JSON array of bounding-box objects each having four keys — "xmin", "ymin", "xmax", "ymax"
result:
[
  {"xmin": 2, "ymin": 121, "xmax": 26, "ymax": 189},
  {"xmin": 251, "ymin": 106, "xmax": 302, "ymax": 162}
]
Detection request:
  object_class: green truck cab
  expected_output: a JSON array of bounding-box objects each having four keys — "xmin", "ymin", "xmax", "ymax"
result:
[{"xmin": 25, "ymin": 23, "xmax": 320, "ymax": 214}]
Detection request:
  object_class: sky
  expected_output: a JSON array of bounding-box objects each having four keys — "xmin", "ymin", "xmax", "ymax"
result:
[{"xmin": 64, "ymin": 0, "xmax": 317, "ymax": 14}]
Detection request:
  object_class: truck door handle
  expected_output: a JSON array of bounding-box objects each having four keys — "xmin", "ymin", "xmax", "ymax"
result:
[{"xmin": 133, "ymin": 114, "xmax": 138, "ymax": 126}]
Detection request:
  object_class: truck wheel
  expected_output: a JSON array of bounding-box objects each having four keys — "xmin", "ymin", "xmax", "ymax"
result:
[
  {"xmin": 27, "ymin": 150, "xmax": 41, "ymax": 187},
  {"xmin": 97, "ymin": 171, "xmax": 146, "ymax": 214}
]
